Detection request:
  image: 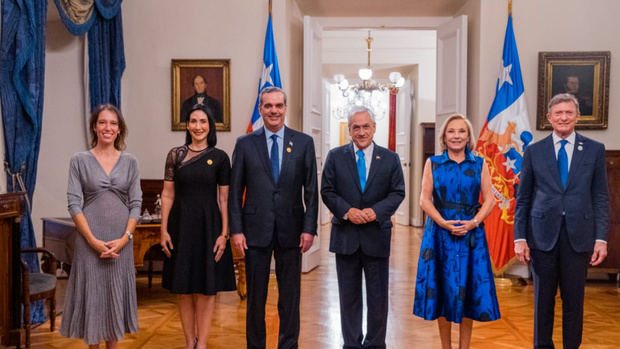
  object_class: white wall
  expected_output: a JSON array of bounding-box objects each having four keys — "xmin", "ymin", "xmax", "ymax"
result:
[
  {"xmin": 467, "ymin": 0, "xmax": 620, "ymax": 148},
  {"xmin": 29, "ymin": 0, "xmax": 303, "ymax": 244},
  {"xmin": 12, "ymin": 0, "xmax": 620, "ymax": 244}
]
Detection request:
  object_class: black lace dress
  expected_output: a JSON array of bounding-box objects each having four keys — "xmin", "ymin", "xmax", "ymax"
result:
[{"xmin": 161, "ymin": 145, "xmax": 236, "ymax": 294}]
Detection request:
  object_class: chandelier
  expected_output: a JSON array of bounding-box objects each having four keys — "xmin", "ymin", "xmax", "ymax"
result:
[{"xmin": 333, "ymin": 30, "xmax": 405, "ymax": 97}]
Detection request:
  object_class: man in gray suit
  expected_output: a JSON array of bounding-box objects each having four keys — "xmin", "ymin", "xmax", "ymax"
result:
[
  {"xmin": 321, "ymin": 106, "xmax": 405, "ymax": 348},
  {"xmin": 514, "ymin": 93, "xmax": 609, "ymax": 349}
]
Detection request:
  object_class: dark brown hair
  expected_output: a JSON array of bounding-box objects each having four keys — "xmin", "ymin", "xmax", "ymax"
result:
[{"xmin": 89, "ymin": 104, "xmax": 127, "ymax": 150}]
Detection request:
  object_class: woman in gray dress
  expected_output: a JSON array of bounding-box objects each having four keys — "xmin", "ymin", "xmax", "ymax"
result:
[{"xmin": 60, "ymin": 104, "xmax": 142, "ymax": 348}]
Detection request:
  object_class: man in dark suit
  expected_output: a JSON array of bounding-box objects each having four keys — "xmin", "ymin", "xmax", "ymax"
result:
[
  {"xmin": 321, "ymin": 106, "xmax": 405, "ymax": 348},
  {"xmin": 229, "ymin": 86, "xmax": 318, "ymax": 349},
  {"xmin": 514, "ymin": 93, "xmax": 609, "ymax": 349}
]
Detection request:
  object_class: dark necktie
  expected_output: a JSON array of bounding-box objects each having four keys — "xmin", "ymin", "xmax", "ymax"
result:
[
  {"xmin": 270, "ymin": 134, "xmax": 279, "ymax": 182},
  {"xmin": 558, "ymin": 139, "xmax": 568, "ymax": 188},
  {"xmin": 357, "ymin": 149, "xmax": 366, "ymax": 191}
]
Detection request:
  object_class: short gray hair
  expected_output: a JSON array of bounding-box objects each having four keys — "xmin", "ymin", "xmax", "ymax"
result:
[
  {"xmin": 259, "ymin": 86, "xmax": 287, "ymax": 106},
  {"xmin": 547, "ymin": 93, "xmax": 580, "ymax": 114},
  {"xmin": 347, "ymin": 105, "xmax": 376, "ymax": 125}
]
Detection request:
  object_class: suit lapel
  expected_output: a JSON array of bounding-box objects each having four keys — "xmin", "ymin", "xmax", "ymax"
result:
[
  {"xmin": 541, "ymin": 135, "xmax": 564, "ymax": 191},
  {"xmin": 345, "ymin": 142, "xmax": 363, "ymax": 192},
  {"xmin": 566, "ymin": 133, "xmax": 587, "ymax": 189},
  {"xmin": 365, "ymin": 143, "xmax": 381, "ymax": 191},
  {"xmin": 251, "ymin": 127, "xmax": 276, "ymax": 184},
  {"xmin": 279, "ymin": 127, "xmax": 293, "ymax": 183}
]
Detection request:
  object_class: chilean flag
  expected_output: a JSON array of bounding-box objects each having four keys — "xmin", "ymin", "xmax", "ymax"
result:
[
  {"xmin": 247, "ymin": 13, "xmax": 282, "ymax": 133},
  {"xmin": 475, "ymin": 14, "xmax": 533, "ymax": 273}
]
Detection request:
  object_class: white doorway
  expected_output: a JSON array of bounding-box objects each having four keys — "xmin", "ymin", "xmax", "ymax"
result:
[
  {"xmin": 303, "ymin": 16, "xmax": 468, "ymax": 266},
  {"xmin": 319, "ymin": 27, "xmax": 443, "ymax": 228}
]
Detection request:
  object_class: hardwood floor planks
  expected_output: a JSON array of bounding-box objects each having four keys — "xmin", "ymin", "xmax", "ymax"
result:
[{"xmin": 27, "ymin": 224, "xmax": 620, "ymax": 348}]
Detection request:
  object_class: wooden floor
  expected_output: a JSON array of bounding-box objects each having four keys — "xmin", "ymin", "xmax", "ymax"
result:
[{"xmin": 26, "ymin": 224, "xmax": 620, "ymax": 348}]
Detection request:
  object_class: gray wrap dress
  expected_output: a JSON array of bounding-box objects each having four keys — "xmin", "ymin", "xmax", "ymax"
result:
[{"xmin": 60, "ymin": 151, "xmax": 142, "ymax": 344}]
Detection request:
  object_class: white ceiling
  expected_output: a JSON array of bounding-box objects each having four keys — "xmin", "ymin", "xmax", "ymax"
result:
[
  {"xmin": 295, "ymin": 0, "xmax": 468, "ymax": 17},
  {"xmin": 322, "ymin": 30, "xmax": 436, "ymax": 80}
]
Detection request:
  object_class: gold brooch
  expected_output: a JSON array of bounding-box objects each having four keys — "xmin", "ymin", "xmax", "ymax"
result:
[
  {"xmin": 286, "ymin": 147, "xmax": 292, "ymax": 153},
  {"xmin": 207, "ymin": 159, "xmax": 213, "ymax": 165}
]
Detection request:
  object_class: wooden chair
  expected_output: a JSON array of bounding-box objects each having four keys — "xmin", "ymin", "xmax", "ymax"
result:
[{"xmin": 20, "ymin": 248, "xmax": 58, "ymax": 348}]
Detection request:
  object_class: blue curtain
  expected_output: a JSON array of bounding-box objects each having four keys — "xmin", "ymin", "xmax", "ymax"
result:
[
  {"xmin": 52, "ymin": 0, "xmax": 125, "ymax": 110},
  {"xmin": 0, "ymin": 0, "xmax": 48, "ymax": 323},
  {"xmin": 88, "ymin": 11, "xmax": 126, "ymax": 110}
]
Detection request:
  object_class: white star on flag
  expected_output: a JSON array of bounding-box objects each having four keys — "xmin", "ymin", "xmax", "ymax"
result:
[
  {"xmin": 502, "ymin": 157, "xmax": 517, "ymax": 172},
  {"xmin": 259, "ymin": 63, "xmax": 274, "ymax": 89},
  {"xmin": 498, "ymin": 61, "xmax": 513, "ymax": 90}
]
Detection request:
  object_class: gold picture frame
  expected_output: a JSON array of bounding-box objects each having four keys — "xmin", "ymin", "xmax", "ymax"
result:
[
  {"xmin": 339, "ymin": 122, "xmax": 351, "ymax": 146},
  {"xmin": 536, "ymin": 51, "xmax": 610, "ymax": 130},
  {"xmin": 171, "ymin": 59, "xmax": 231, "ymax": 132}
]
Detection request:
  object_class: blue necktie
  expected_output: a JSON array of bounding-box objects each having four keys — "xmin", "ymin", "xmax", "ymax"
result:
[
  {"xmin": 356, "ymin": 149, "xmax": 366, "ymax": 191},
  {"xmin": 558, "ymin": 139, "xmax": 568, "ymax": 188},
  {"xmin": 270, "ymin": 134, "xmax": 279, "ymax": 182}
]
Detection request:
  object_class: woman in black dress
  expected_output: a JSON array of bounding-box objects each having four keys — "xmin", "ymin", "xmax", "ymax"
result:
[{"xmin": 160, "ymin": 104, "xmax": 236, "ymax": 349}]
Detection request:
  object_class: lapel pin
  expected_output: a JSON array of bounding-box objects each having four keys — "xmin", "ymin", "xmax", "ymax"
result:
[
  {"xmin": 286, "ymin": 147, "xmax": 292, "ymax": 153},
  {"xmin": 289, "ymin": 141, "xmax": 293, "ymax": 146},
  {"xmin": 577, "ymin": 145, "xmax": 583, "ymax": 151},
  {"xmin": 376, "ymin": 155, "xmax": 381, "ymax": 160},
  {"xmin": 207, "ymin": 159, "xmax": 213, "ymax": 165}
]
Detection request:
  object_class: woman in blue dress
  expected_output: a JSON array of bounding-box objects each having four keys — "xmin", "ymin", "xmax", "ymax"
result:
[{"xmin": 413, "ymin": 114, "xmax": 500, "ymax": 349}]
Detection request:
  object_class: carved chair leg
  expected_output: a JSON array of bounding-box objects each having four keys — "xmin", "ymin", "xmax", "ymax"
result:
[
  {"xmin": 24, "ymin": 301, "xmax": 31, "ymax": 348},
  {"xmin": 234, "ymin": 259, "xmax": 247, "ymax": 300},
  {"xmin": 49, "ymin": 296, "xmax": 56, "ymax": 332}
]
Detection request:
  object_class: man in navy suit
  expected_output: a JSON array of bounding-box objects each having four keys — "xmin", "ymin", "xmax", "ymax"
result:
[
  {"xmin": 514, "ymin": 93, "xmax": 609, "ymax": 349},
  {"xmin": 321, "ymin": 106, "xmax": 405, "ymax": 348},
  {"xmin": 229, "ymin": 87, "xmax": 318, "ymax": 349}
]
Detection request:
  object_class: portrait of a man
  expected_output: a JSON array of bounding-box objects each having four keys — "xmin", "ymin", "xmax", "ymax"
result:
[
  {"xmin": 551, "ymin": 65, "xmax": 594, "ymax": 116},
  {"xmin": 171, "ymin": 59, "xmax": 230, "ymax": 131},
  {"xmin": 180, "ymin": 74, "xmax": 222, "ymax": 123}
]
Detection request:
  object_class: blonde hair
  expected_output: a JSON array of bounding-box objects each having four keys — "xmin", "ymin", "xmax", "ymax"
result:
[{"xmin": 438, "ymin": 114, "xmax": 476, "ymax": 152}]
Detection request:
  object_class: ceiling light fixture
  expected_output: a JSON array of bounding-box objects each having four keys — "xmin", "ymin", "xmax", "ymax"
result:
[{"xmin": 333, "ymin": 30, "xmax": 405, "ymax": 97}]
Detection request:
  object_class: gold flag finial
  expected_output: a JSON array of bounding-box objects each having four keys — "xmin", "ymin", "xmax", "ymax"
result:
[
  {"xmin": 269, "ymin": 0, "xmax": 272, "ymax": 14},
  {"xmin": 508, "ymin": 0, "xmax": 512, "ymax": 15}
]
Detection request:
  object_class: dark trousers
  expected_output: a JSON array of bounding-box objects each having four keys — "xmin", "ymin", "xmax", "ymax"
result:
[
  {"xmin": 530, "ymin": 221, "xmax": 590, "ymax": 349},
  {"xmin": 245, "ymin": 237, "xmax": 302, "ymax": 349},
  {"xmin": 335, "ymin": 249, "xmax": 389, "ymax": 349}
]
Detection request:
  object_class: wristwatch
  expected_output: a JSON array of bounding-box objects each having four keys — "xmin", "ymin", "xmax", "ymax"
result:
[{"xmin": 125, "ymin": 230, "xmax": 134, "ymax": 240}]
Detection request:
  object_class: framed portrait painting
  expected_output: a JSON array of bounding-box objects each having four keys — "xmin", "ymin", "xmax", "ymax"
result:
[
  {"xmin": 536, "ymin": 51, "xmax": 610, "ymax": 130},
  {"xmin": 171, "ymin": 59, "xmax": 231, "ymax": 131}
]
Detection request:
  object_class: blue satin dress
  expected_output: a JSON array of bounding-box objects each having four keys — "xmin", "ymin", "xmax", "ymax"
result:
[{"xmin": 413, "ymin": 150, "xmax": 500, "ymax": 323}]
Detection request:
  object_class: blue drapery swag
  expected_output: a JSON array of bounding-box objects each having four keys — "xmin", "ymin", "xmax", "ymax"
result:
[
  {"xmin": 53, "ymin": 0, "xmax": 125, "ymax": 110},
  {"xmin": 0, "ymin": 0, "xmax": 48, "ymax": 323},
  {"xmin": 0, "ymin": 0, "xmax": 125, "ymax": 325}
]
